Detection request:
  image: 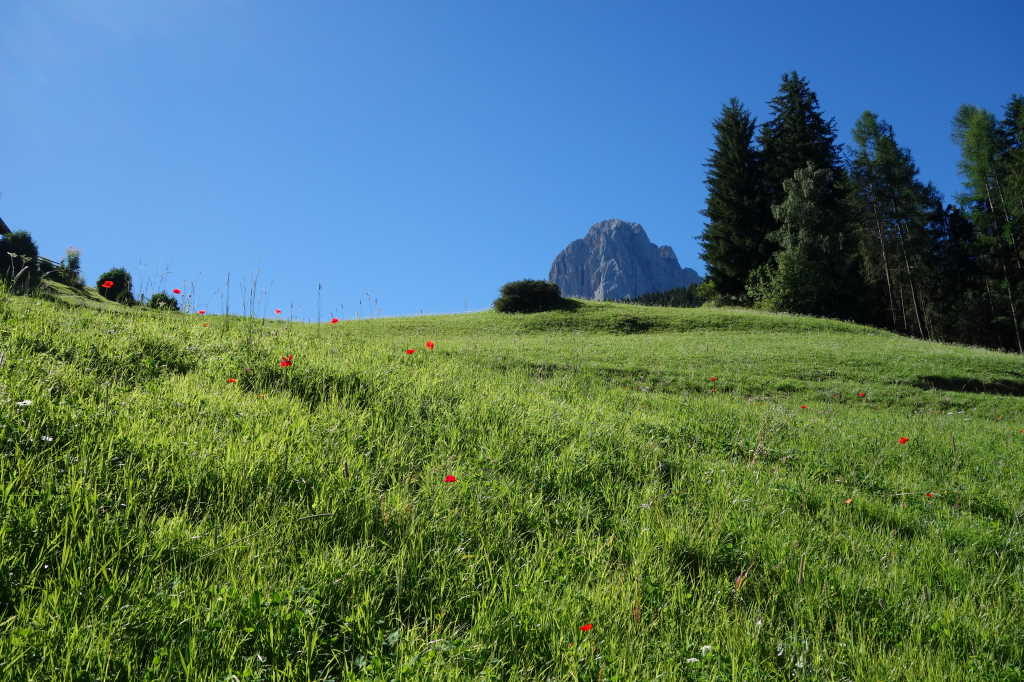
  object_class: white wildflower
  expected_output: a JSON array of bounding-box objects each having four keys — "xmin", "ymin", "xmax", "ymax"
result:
[
  {"xmin": 686, "ymin": 658, "xmax": 699, "ymax": 664},
  {"xmin": 700, "ymin": 645, "xmax": 713, "ymax": 656},
  {"xmin": 16, "ymin": 400, "xmax": 32, "ymax": 407},
  {"xmin": 41, "ymin": 436, "xmax": 54, "ymax": 442}
]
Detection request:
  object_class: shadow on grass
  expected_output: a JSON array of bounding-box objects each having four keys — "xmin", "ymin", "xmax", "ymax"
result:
[{"xmin": 913, "ymin": 375, "xmax": 1024, "ymax": 396}]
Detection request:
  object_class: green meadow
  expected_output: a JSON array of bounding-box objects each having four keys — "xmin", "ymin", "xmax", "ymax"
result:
[{"xmin": 2, "ymin": 287, "xmax": 1024, "ymax": 681}]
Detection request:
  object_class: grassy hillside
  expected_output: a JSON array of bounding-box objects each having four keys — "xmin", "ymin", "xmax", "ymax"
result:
[{"xmin": 2, "ymin": 289, "xmax": 1023, "ymax": 680}]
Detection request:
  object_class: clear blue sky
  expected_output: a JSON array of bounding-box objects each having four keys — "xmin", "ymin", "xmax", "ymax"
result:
[{"xmin": 2, "ymin": 0, "xmax": 1021, "ymax": 319}]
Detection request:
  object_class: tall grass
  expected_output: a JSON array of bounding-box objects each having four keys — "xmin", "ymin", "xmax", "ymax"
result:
[{"xmin": 1, "ymin": 290, "xmax": 1023, "ymax": 680}]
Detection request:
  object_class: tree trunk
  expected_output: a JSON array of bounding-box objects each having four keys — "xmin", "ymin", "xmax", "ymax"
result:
[
  {"xmin": 870, "ymin": 202, "xmax": 897, "ymax": 329},
  {"xmin": 1002, "ymin": 260, "xmax": 1024, "ymax": 353},
  {"xmin": 895, "ymin": 223, "xmax": 926, "ymax": 338}
]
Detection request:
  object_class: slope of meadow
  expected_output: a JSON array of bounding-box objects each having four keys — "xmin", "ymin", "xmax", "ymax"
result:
[{"xmin": 2, "ymin": 290, "xmax": 1023, "ymax": 680}]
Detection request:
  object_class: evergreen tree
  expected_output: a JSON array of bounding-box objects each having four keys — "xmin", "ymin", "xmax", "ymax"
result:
[
  {"xmin": 848, "ymin": 111, "xmax": 943, "ymax": 338},
  {"xmin": 999, "ymin": 95, "xmax": 1024, "ymax": 228},
  {"xmin": 749, "ymin": 162, "xmax": 859, "ymax": 317},
  {"xmin": 699, "ymin": 99, "xmax": 770, "ymax": 300},
  {"xmin": 758, "ymin": 72, "xmax": 843, "ymax": 214},
  {"xmin": 953, "ymin": 103, "xmax": 1023, "ymax": 351}
]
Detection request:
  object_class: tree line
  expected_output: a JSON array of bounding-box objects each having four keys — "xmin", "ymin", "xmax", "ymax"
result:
[{"xmin": 699, "ymin": 71, "xmax": 1024, "ymax": 352}]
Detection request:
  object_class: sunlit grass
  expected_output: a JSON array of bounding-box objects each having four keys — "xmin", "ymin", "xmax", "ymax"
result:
[{"xmin": 1, "ymin": 289, "xmax": 1023, "ymax": 679}]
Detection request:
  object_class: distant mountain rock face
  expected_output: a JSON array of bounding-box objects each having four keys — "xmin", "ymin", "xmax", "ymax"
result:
[{"xmin": 548, "ymin": 219, "xmax": 701, "ymax": 300}]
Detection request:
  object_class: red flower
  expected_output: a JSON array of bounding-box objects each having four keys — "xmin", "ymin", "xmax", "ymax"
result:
[
  {"xmin": 279, "ymin": 354, "xmax": 294, "ymax": 367},
  {"xmin": 274, "ymin": 309, "xmax": 282, "ymax": 315},
  {"xmin": 330, "ymin": 318, "xmax": 339, "ymax": 324},
  {"xmin": 100, "ymin": 280, "xmax": 114, "ymax": 289},
  {"xmin": 227, "ymin": 378, "xmax": 237, "ymax": 383},
  {"xmin": 444, "ymin": 475, "xmax": 457, "ymax": 483},
  {"xmin": 425, "ymin": 341, "xmax": 436, "ymax": 350},
  {"xmin": 172, "ymin": 288, "xmax": 182, "ymax": 294},
  {"xmin": 924, "ymin": 492, "xmax": 935, "ymax": 498},
  {"xmin": 405, "ymin": 349, "xmax": 415, "ymax": 355},
  {"xmin": 579, "ymin": 624, "xmax": 593, "ymax": 631},
  {"xmin": 898, "ymin": 437, "xmax": 909, "ymax": 444},
  {"xmin": 843, "ymin": 498, "xmax": 853, "ymax": 504},
  {"xmin": 198, "ymin": 310, "xmax": 206, "ymax": 315},
  {"xmin": 708, "ymin": 377, "xmax": 718, "ymax": 382},
  {"xmin": 857, "ymin": 392, "xmax": 866, "ymax": 397},
  {"xmin": 800, "ymin": 405, "xmax": 808, "ymax": 409}
]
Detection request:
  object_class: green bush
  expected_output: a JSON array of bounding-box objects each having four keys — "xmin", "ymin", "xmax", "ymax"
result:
[
  {"xmin": 56, "ymin": 247, "xmax": 85, "ymax": 287},
  {"xmin": 148, "ymin": 291, "xmax": 180, "ymax": 311},
  {"xmin": 96, "ymin": 267, "xmax": 135, "ymax": 305},
  {"xmin": 0, "ymin": 230, "xmax": 40, "ymax": 289},
  {"xmin": 493, "ymin": 279, "xmax": 569, "ymax": 313}
]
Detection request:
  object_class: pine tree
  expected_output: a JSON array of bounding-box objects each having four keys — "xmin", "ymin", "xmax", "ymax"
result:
[
  {"xmin": 698, "ymin": 99, "xmax": 770, "ymax": 299},
  {"xmin": 758, "ymin": 72, "xmax": 842, "ymax": 214},
  {"xmin": 749, "ymin": 162, "xmax": 859, "ymax": 317},
  {"xmin": 999, "ymin": 95, "xmax": 1024, "ymax": 225},
  {"xmin": 953, "ymin": 103, "xmax": 1024, "ymax": 351},
  {"xmin": 848, "ymin": 111, "xmax": 942, "ymax": 338}
]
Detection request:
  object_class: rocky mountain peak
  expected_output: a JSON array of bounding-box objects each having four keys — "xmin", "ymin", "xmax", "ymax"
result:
[{"xmin": 548, "ymin": 219, "xmax": 701, "ymax": 301}]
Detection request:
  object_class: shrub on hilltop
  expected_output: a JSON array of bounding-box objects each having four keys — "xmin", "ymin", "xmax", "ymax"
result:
[
  {"xmin": 147, "ymin": 291, "xmax": 180, "ymax": 311},
  {"xmin": 493, "ymin": 279, "xmax": 573, "ymax": 313},
  {"xmin": 96, "ymin": 267, "xmax": 135, "ymax": 305},
  {"xmin": 0, "ymin": 230, "xmax": 40, "ymax": 288}
]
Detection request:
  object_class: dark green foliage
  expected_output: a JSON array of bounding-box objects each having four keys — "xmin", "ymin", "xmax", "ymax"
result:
[
  {"xmin": 699, "ymin": 99, "xmax": 771, "ymax": 299},
  {"xmin": 951, "ymin": 99, "xmax": 1024, "ymax": 351},
  {"xmin": 749, "ymin": 163, "xmax": 860, "ymax": 317},
  {"xmin": 493, "ymin": 280, "xmax": 571, "ymax": 313},
  {"xmin": 621, "ymin": 282, "xmax": 706, "ymax": 308},
  {"xmin": 847, "ymin": 111, "xmax": 945, "ymax": 337},
  {"xmin": 0, "ymin": 230, "xmax": 40, "ymax": 289},
  {"xmin": 758, "ymin": 72, "xmax": 843, "ymax": 212},
  {"xmin": 148, "ymin": 291, "xmax": 180, "ymax": 311},
  {"xmin": 96, "ymin": 267, "xmax": 135, "ymax": 305}
]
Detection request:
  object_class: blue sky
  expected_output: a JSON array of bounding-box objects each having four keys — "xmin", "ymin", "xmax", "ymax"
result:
[{"xmin": 2, "ymin": 0, "xmax": 1021, "ymax": 319}]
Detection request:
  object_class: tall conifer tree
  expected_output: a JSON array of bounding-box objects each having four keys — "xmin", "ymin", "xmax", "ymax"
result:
[
  {"xmin": 953, "ymin": 103, "xmax": 1024, "ymax": 351},
  {"xmin": 758, "ymin": 72, "xmax": 843, "ymax": 213},
  {"xmin": 699, "ymin": 99, "xmax": 769, "ymax": 299},
  {"xmin": 848, "ymin": 111, "xmax": 942, "ymax": 337}
]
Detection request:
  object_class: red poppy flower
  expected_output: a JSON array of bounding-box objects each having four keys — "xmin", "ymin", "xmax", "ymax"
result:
[
  {"xmin": 425, "ymin": 341, "xmax": 436, "ymax": 350},
  {"xmin": 898, "ymin": 437, "xmax": 909, "ymax": 444},
  {"xmin": 330, "ymin": 318, "xmax": 339, "ymax": 324},
  {"xmin": 857, "ymin": 392, "xmax": 866, "ymax": 397},
  {"xmin": 279, "ymin": 354, "xmax": 294, "ymax": 367},
  {"xmin": 843, "ymin": 498, "xmax": 853, "ymax": 504},
  {"xmin": 198, "ymin": 310, "xmax": 206, "ymax": 315},
  {"xmin": 405, "ymin": 349, "xmax": 415, "ymax": 355},
  {"xmin": 172, "ymin": 288, "xmax": 182, "ymax": 294},
  {"xmin": 579, "ymin": 624, "xmax": 593, "ymax": 631},
  {"xmin": 100, "ymin": 280, "xmax": 114, "ymax": 289},
  {"xmin": 274, "ymin": 309, "xmax": 282, "ymax": 315},
  {"xmin": 444, "ymin": 475, "xmax": 457, "ymax": 483},
  {"xmin": 800, "ymin": 405, "xmax": 808, "ymax": 409},
  {"xmin": 227, "ymin": 378, "xmax": 237, "ymax": 383},
  {"xmin": 708, "ymin": 377, "xmax": 718, "ymax": 382},
  {"xmin": 924, "ymin": 492, "xmax": 935, "ymax": 498}
]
